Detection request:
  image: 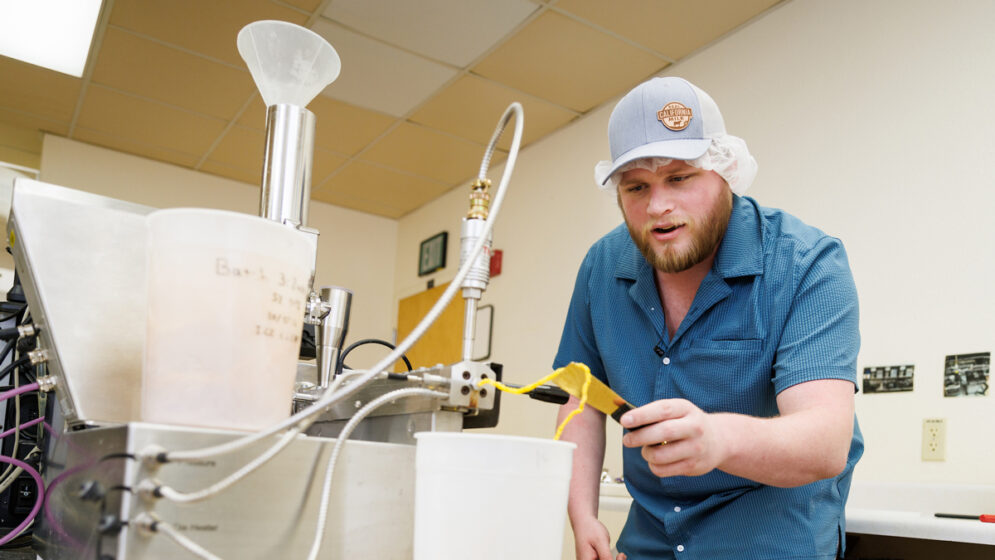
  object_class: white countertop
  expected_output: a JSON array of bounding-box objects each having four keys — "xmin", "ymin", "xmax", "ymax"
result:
[
  {"xmin": 846, "ymin": 508, "xmax": 995, "ymax": 545},
  {"xmin": 598, "ymin": 482, "xmax": 995, "ymax": 546}
]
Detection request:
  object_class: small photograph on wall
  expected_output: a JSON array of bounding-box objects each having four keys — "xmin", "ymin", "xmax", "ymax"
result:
[
  {"xmin": 862, "ymin": 365, "xmax": 914, "ymax": 394},
  {"xmin": 943, "ymin": 352, "xmax": 990, "ymax": 397}
]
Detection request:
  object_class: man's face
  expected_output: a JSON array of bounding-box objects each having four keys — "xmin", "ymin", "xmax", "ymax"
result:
[{"xmin": 617, "ymin": 159, "xmax": 732, "ymax": 274}]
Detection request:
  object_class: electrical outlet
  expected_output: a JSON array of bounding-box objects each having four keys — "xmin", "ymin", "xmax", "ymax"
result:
[{"xmin": 922, "ymin": 418, "xmax": 946, "ymax": 461}]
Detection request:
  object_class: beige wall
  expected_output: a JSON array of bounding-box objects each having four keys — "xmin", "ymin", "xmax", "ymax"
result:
[
  {"xmin": 396, "ymin": 0, "xmax": 995, "ymax": 504},
  {"xmin": 39, "ymin": 135, "xmax": 398, "ymax": 363}
]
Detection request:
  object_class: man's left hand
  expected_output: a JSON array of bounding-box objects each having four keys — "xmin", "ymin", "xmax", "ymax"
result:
[{"xmin": 620, "ymin": 399, "xmax": 728, "ymax": 478}]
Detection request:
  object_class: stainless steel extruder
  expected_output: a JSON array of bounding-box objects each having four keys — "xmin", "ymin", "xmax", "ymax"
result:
[{"xmin": 3, "ymin": 20, "xmax": 523, "ymax": 560}]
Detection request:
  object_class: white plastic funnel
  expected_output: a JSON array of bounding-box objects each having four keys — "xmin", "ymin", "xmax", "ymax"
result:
[{"xmin": 237, "ymin": 20, "xmax": 341, "ymax": 107}]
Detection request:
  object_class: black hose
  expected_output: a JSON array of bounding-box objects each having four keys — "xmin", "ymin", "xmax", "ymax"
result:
[
  {"xmin": 0, "ymin": 357, "xmax": 30, "ymax": 383},
  {"xmin": 0, "ymin": 339, "xmax": 16, "ymax": 377},
  {"xmin": 335, "ymin": 338, "xmax": 413, "ymax": 378},
  {"xmin": 0, "ymin": 327, "xmax": 24, "ymax": 340}
]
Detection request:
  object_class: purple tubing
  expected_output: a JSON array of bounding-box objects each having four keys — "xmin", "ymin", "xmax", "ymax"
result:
[
  {"xmin": 0, "ymin": 417, "xmax": 44, "ymax": 440},
  {"xmin": 0, "ymin": 453, "xmax": 44, "ymax": 546},
  {"xmin": 0, "ymin": 383, "xmax": 40, "ymax": 403}
]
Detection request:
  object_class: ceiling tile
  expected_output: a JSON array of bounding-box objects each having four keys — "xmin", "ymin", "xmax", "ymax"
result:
[
  {"xmin": 556, "ymin": 0, "xmax": 781, "ymax": 60},
  {"xmin": 0, "ymin": 116, "xmax": 42, "ymax": 170},
  {"xmin": 0, "ymin": 57, "xmax": 81, "ymax": 124},
  {"xmin": 310, "ymin": 19, "xmax": 458, "ymax": 116},
  {"xmin": 0, "ymin": 107, "xmax": 69, "ymax": 137},
  {"xmin": 207, "ymin": 124, "xmax": 266, "ymax": 171},
  {"xmin": 236, "ymin": 94, "xmax": 395, "ymax": 156},
  {"xmin": 472, "ymin": 11, "xmax": 667, "ymax": 112},
  {"xmin": 360, "ymin": 123, "xmax": 484, "ymax": 185},
  {"xmin": 109, "ymin": 0, "xmax": 309, "ymax": 67},
  {"xmin": 409, "ymin": 74, "xmax": 577, "ymax": 150},
  {"xmin": 312, "ymin": 147, "xmax": 348, "ymax": 184},
  {"xmin": 236, "ymin": 95, "xmax": 269, "ymax": 130},
  {"xmin": 322, "ymin": 0, "xmax": 539, "ymax": 66},
  {"xmin": 309, "ymin": 95, "xmax": 396, "ymax": 155},
  {"xmin": 93, "ymin": 28, "xmax": 256, "ymax": 119},
  {"xmin": 200, "ymin": 160, "xmax": 261, "ymax": 185},
  {"xmin": 316, "ymin": 160, "xmax": 449, "ymax": 218},
  {"xmin": 280, "ymin": 0, "xmax": 322, "ymax": 12},
  {"xmin": 76, "ymin": 85, "xmax": 227, "ymax": 156},
  {"xmin": 203, "ymin": 136, "xmax": 346, "ymax": 188},
  {"xmin": 74, "ymin": 126, "xmax": 201, "ymax": 168},
  {"xmin": 93, "ymin": 28, "xmax": 257, "ymax": 120},
  {"xmin": 311, "ymin": 189, "xmax": 402, "ymax": 218},
  {"xmin": 0, "ymin": 146, "xmax": 40, "ymax": 170},
  {"xmin": 0, "ymin": 122, "xmax": 44, "ymax": 154}
]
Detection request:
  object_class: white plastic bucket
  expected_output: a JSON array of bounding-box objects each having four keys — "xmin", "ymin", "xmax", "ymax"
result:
[
  {"xmin": 142, "ymin": 208, "xmax": 315, "ymax": 431},
  {"xmin": 413, "ymin": 432, "xmax": 575, "ymax": 560}
]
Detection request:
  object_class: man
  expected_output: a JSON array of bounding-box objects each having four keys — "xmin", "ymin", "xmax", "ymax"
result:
[{"xmin": 554, "ymin": 77, "xmax": 863, "ymax": 560}]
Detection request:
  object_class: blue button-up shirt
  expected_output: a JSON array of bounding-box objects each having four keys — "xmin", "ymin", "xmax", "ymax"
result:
[{"xmin": 554, "ymin": 195, "xmax": 863, "ymax": 559}]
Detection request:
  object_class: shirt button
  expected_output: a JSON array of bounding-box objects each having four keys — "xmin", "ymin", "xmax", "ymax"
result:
[
  {"xmin": 677, "ymin": 545, "xmax": 685, "ymax": 552},
  {"xmin": 674, "ymin": 506, "xmax": 681, "ymax": 512},
  {"xmin": 662, "ymin": 357, "xmax": 671, "ymax": 365}
]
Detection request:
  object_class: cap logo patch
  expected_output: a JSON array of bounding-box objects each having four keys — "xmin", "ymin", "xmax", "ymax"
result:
[{"xmin": 657, "ymin": 102, "xmax": 692, "ymax": 131}]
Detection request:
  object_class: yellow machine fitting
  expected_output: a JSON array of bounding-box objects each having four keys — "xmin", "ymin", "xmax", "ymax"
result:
[{"xmin": 467, "ymin": 178, "xmax": 492, "ymax": 220}]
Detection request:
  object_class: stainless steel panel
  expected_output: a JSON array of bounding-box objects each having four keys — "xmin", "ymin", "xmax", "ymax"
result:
[
  {"xmin": 8, "ymin": 179, "xmax": 151, "ymax": 424},
  {"xmin": 306, "ymin": 410, "xmax": 464, "ymax": 445},
  {"xmin": 37, "ymin": 423, "xmax": 415, "ymax": 559}
]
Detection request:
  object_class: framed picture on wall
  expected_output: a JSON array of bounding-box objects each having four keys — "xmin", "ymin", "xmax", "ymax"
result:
[
  {"xmin": 943, "ymin": 352, "xmax": 990, "ymax": 397},
  {"xmin": 862, "ymin": 365, "xmax": 914, "ymax": 394},
  {"xmin": 418, "ymin": 231, "xmax": 447, "ymax": 276}
]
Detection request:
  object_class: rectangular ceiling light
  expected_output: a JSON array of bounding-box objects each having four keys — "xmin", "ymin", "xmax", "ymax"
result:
[{"xmin": 0, "ymin": 0, "xmax": 103, "ymax": 78}]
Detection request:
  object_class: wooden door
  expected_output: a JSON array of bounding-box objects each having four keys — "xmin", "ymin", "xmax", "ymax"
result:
[{"xmin": 395, "ymin": 283, "xmax": 464, "ymax": 372}]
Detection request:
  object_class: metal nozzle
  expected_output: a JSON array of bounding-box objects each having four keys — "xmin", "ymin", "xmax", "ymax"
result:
[{"xmin": 316, "ymin": 286, "xmax": 352, "ymax": 388}]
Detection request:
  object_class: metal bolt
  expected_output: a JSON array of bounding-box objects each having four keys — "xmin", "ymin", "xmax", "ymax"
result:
[
  {"xmin": 98, "ymin": 514, "xmax": 122, "ymax": 535},
  {"xmin": 37, "ymin": 374, "xmax": 58, "ymax": 392},
  {"xmin": 462, "ymin": 371, "xmax": 471, "ymax": 380},
  {"xmin": 76, "ymin": 480, "xmax": 104, "ymax": 502},
  {"xmin": 480, "ymin": 388, "xmax": 488, "ymax": 398},
  {"xmin": 460, "ymin": 386, "xmax": 471, "ymax": 395}
]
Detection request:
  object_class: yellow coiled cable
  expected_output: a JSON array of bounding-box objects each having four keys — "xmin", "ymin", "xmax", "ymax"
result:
[{"xmin": 477, "ymin": 363, "xmax": 592, "ymax": 440}]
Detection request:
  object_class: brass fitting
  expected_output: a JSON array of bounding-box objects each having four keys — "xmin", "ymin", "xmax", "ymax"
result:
[{"xmin": 467, "ymin": 178, "xmax": 491, "ymax": 220}]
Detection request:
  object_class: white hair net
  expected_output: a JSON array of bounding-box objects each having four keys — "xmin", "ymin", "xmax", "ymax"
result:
[{"xmin": 594, "ymin": 133, "xmax": 758, "ymax": 195}]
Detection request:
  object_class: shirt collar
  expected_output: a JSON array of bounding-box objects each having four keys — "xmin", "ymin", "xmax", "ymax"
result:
[
  {"xmin": 713, "ymin": 195, "xmax": 764, "ymax": 279},
  {"xmin": 615, "ymin": 226, "xmax": 645, "ymax": 281},
  {"xmin": 614, "ymin": 194, "xmax": 764, "ymax": 281}
]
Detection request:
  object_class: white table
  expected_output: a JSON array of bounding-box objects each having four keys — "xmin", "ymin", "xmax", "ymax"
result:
[{"xmin": 598, "ymin": 481, "xmax": 995, "ymax": 546}]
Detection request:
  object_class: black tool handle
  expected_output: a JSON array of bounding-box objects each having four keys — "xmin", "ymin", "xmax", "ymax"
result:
[
  {"xmin": 610, "ymin": 403, "xmax": 634, "ymax": 424},
  {"xmin": 527, "ymin": 385, "xmax": 570, "ymax": 405}
]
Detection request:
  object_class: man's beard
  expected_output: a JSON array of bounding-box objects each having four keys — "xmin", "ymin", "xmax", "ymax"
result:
[{"xmin": 624, "ymin": 192, "xmax": 732, "ymax": 273}]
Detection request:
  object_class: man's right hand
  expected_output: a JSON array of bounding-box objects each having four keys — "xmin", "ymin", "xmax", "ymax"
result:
[{"xmin": 571, "ymin": 515, "xmax": 625, "ymax": 560}]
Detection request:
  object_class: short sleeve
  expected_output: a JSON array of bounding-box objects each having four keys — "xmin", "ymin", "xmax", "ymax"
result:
[
  {"xmin": 772, "ymin": 237, "xmax": 860, "ymax": 393},
  {"xmin": 553, "ymin": 249, "xmax": 608, "ymax": 383}
]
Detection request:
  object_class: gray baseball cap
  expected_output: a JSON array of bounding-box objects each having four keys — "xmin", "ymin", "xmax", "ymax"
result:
[{"xmin": 602, "ymin": 77, "xmax": 726, "ymax": 185}]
